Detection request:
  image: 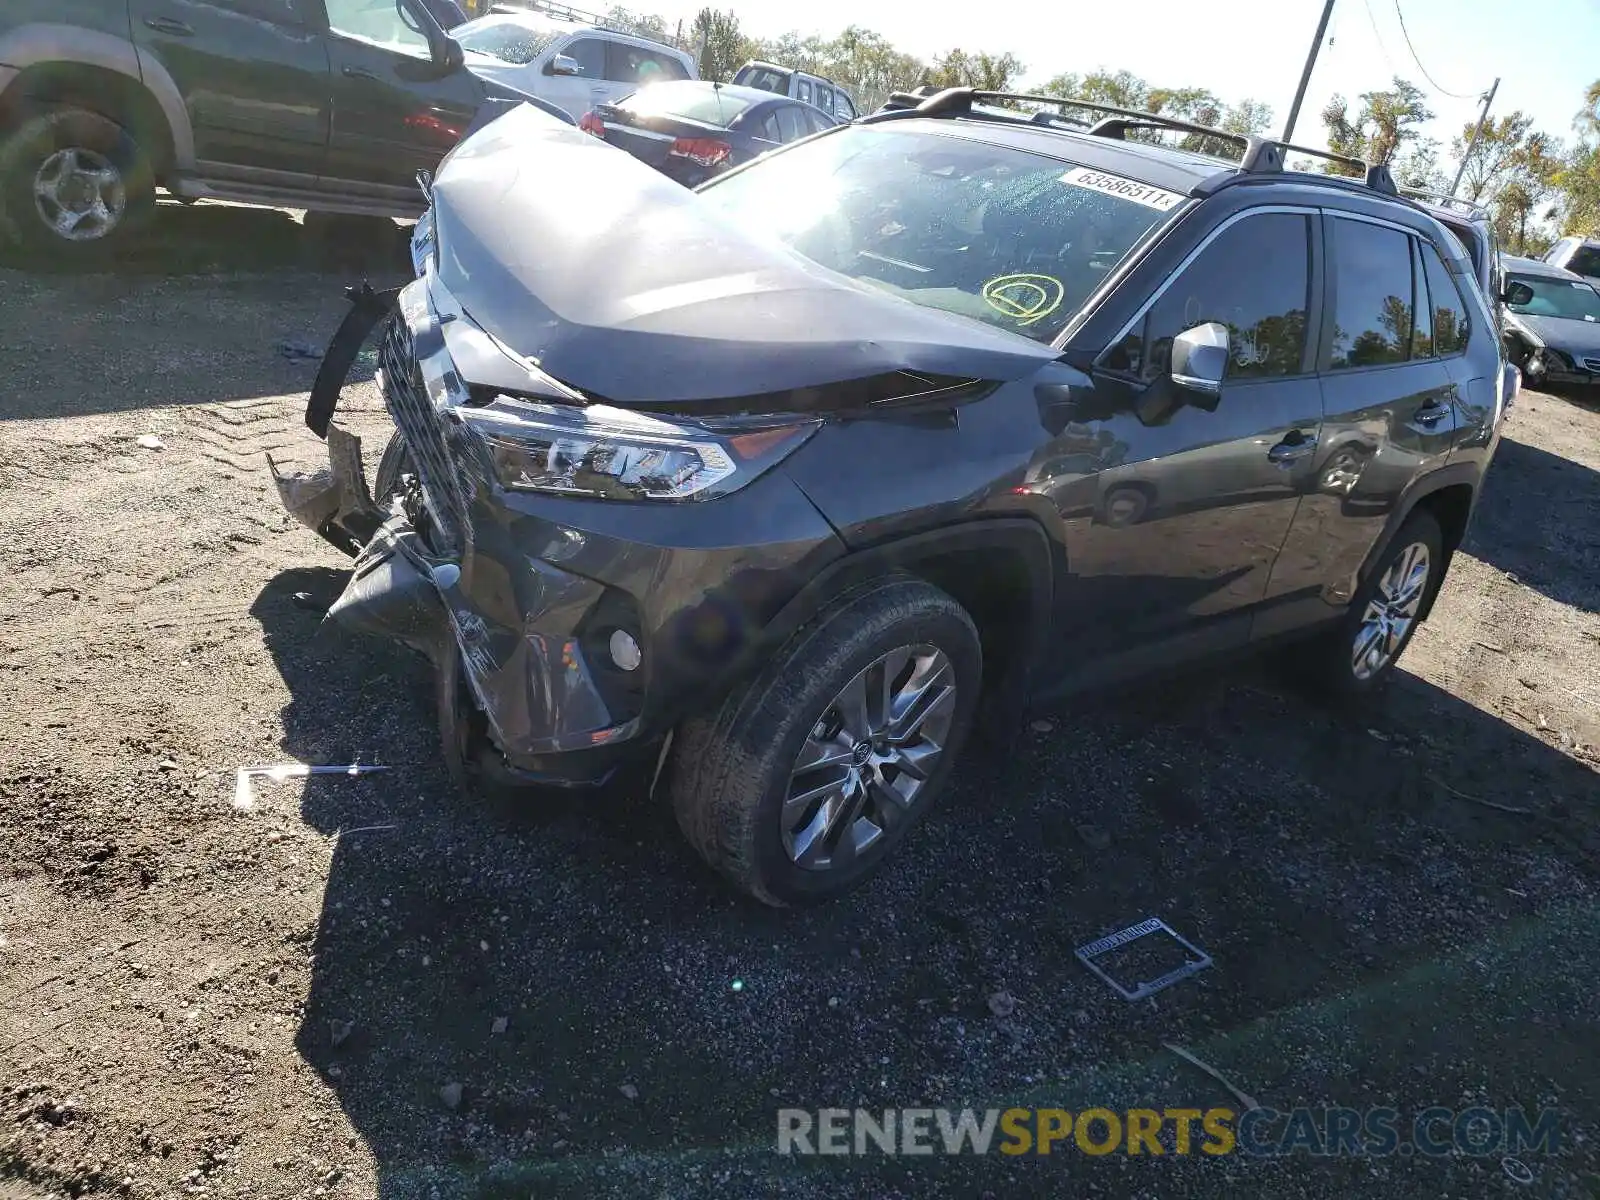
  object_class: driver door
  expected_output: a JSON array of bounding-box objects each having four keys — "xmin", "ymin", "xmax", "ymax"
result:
[
  {"xmin": 1046, "ymin": 209, "xmax": 1325, "ymax": 672},
  {"xmin": 313, "ymin": 0, "xmax": 482, "ymax": 202}
]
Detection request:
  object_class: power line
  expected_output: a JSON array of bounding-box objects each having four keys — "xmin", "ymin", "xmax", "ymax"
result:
[
  {"xmin": 1359, "ymin": 0, "xmax": 1400, "ymax": 77},
  {"xmin": 1391, "ymin": 0, "xmax": 1483, "ymax": 100}
]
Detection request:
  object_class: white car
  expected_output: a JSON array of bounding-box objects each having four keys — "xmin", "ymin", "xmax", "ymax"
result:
[{"xmin": 453, "ymin": 11, "xmax": 696, "ymax": 121}]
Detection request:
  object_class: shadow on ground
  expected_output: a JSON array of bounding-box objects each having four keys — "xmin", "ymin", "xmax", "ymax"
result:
[
  {"xmin": 0, "ymin": 200, "xmax": 410, "ymax": 277},
  {"xmin": 0, "ymin": 205, "xmax": 408, "ymax": 421},
  {"xmin": 1467, "ymin": 430, "xmax": 1600, "ymax": 614},
  {"xmin": 249, "ymin": 567, "xmax": 1600, "ymax": 1197}
]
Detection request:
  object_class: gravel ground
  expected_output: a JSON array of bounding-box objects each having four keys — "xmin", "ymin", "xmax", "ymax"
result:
[{"xmin": 1, "ymin": 206, "xmax": 1598, "ymax": 1199}]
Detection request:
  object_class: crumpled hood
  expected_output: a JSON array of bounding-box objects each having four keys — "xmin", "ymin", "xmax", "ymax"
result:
[
  {"xmin": 1511, "ymin": 311, "xmax": 1600, "ymax": 357},
  {"xmin": 428, "ymin": 103, "xmax": 1059, "ymax": 404}
]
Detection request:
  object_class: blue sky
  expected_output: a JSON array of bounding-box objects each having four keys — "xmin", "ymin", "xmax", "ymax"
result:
[{"xmin": 657, "ymin": 0, "xmax": 1600, "ymax": 159}]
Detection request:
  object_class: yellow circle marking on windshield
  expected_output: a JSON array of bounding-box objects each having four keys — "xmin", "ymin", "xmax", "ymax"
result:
[{"xmin": 982, "ymin": 274, "xmax": 1065, "ymax": 325}]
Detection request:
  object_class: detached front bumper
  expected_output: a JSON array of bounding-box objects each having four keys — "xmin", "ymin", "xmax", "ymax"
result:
[
  {"xmin": 272, "ymin": 274, "xmax": 843, "ymax": 788},
  {"xmin": 1521, "ymin": 348, "xmax": 1600, "ymax": 388}
]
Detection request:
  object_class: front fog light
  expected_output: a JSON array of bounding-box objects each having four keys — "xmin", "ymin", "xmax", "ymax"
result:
[{"xmin": 608, "ymin": 629, "xmax": 642, "ymax": 671}]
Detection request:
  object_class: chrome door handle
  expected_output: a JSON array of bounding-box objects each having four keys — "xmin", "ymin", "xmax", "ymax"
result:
[
  {"xmin": 1415, "ymin": 401, "xmax": 1451, "ymax": 425},
  {"xmin": 1267, "ymin": 435, "xmax": 1318, "ymax": 465},
  {"xmin": 144, "ymin": 15, "xmax": 194, "ymax": 35},
  {"xmin": 342, "ymin": 65, "xmax": 382, "ymax": 80}
]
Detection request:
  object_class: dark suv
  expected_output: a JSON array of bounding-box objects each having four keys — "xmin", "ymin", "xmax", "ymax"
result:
[
  {"xmin": 278, "ymin": 88, "xmax": 1510, "ymax": 906},
  {"xmin": 0, "ymin": 0, "xmax": 571, "ymax": 258}
]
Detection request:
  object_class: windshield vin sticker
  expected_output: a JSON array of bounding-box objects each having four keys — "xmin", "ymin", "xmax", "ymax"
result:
[{"xmin": 1059, "ymin": 167, "xmax": 1184, "ymax": 212}]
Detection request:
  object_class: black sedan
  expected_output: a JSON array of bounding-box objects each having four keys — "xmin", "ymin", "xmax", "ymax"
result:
[
  {"xmin": 1500, "ymin": 254, "xmax": 1600, "ymax": 388},
  {"xmin": 578, "ymin": 81, "xmax": 841, "ymax": 186}
]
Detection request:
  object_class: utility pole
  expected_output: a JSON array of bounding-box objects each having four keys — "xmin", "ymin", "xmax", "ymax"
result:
[
  {"xmin": 1449, "ymin": 77, "xmax": 1501, "ymax": 198},
  {"xmin": 1282, "ymin": 0, "xmax": 1337, "ymax": 143}
]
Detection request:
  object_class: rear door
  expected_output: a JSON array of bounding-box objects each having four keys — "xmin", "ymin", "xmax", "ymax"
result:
[
  {"xmin": 1052, "ymin": 209, "xmax": 1325, "ymax": 668},
  {"xmin": 1260, "ymin": 213, "xmax": 1458, "ymax": 635},
  {"xmin": 315, "ymin": 0, "xmax": 482, "ymax": 201},
  {"xmin": 129, "ymin": 0, "xmax": 330, "ymax": 182},
  {"xmin": 1419, "ymin": 233, "xmax": 1497, "ymax": 455},
  {"xmin": 772, "ymin": 103, "xmax": 810, "ymax": 144},
  {"xmin": 602, "ymin": 39, "xmax": 691, "ymax": 101}
]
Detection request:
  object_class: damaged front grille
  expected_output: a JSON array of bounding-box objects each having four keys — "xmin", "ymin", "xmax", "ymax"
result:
[{"xmin": 378, "ymin": 315, "xmax": 473, "ymax": 556}]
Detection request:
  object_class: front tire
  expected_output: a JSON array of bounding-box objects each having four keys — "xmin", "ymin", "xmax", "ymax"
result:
[
  {"xmin": 0, "ymin": 107, "xmax": 154, "ymax": 260},
  {"xmin": 669, "ymin": 576, "xmax": 982, "ymax": 906},
  {"xmin": 1315, "ymin": 509, "xmax": 1443, "ymax": 696}
]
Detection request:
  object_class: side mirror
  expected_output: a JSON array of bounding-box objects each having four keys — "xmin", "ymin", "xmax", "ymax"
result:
[
  {"xmin": 1169, "ymin": 321, "xmax": 1229, "ymax": 408},
  {"xmin": 1502, "ymin": 281, "xmax": 1534, "ymax": 307},
  {"xmin": 396, "ymin": 0, "xmax": 462, "ymax": 79},
  {"xmin": 548, "ymin": 53, "xmax": 581, "ymax": 76}
]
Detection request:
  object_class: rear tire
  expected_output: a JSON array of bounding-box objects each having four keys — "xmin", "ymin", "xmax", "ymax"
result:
[
  {"xmin": 0, "ymin": 106, "xmax": 154, "ymax": 261},
  {"xmin": 669, "ymin": 575, "xmax": 982, "ymax": 906},
  {"xmin": 1312, "ymin": 509, "xmax": 1443, "ymax": 697}
]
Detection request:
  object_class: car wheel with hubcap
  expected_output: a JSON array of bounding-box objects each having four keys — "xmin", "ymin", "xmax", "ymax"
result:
[
  {"xmin": 1317, "ymin": 508, "xmax": 1442, "ymax": 695},
  {"xmin": 0, "ymin": 107, "xmax": 154, "ymax": 260},
  {"xmin": 670, "ymin": 574, "xmax": 981, "ymax": 906}
]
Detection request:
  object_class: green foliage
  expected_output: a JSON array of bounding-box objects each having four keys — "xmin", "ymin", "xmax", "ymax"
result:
[
  {"xmin": 1320, "ymin": 77, "xmax": 1435, "ymax": 177},
  {"xmin": 924, "ymin": 49, "xmax": 1026, "ymax": 93},
  {"xmin": 580, "ymin": 3, "xmax": 1600, "ymax": 247},
  {"xmin": 690, "ymin": 8, "xmax": 756, "ymax": 83}
]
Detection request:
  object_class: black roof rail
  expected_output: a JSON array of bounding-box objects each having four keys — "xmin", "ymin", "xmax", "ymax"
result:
[
  {"xmin": 869, "ymin": 86, "xmax": 1404, "ymax": 199},
  {"xmin": 1244, "ymin": 140, "xmax": 1399, "ymax": 195},
  {"xmin": 1088, "ymin": 116, "xmax": 1250, "ymax": 153},
  {"xmin": 1399, "ymin": 186, "xmax": 1490, "ymax": 219}
]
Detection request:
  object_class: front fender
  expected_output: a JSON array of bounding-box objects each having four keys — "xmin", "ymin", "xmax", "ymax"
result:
[{"xmin": 0, "ymin": 22, "xmax": 193, "ymax": 170}]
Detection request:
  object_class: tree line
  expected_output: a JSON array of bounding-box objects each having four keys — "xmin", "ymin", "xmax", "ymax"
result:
[{"xmin": 595, "ymin": 4, "xmax": 1599, "ymax": 255}]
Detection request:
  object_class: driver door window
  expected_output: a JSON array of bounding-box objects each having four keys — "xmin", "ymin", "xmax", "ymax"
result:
[
  {"xmin": 1108, "ymin": 212, "xmax": 1313, "ymax": 384},
  {"xmin": 556, "ymin": 37, "xmax": 605, "ymax": 77},
  {"xmin": 323, "ymin": 0, "xmax": 430, "ymax": 56}
]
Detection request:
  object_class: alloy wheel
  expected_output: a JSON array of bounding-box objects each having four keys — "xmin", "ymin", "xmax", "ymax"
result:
[
  {"xmin": 781, "ymin": 644, "xmax": 958, "ymax": 872},
  {"xmin": 33, "ymin": 147, "xmax": 126, "ymax": 242},
  {"xmin": 1351, "ymin": 540, "xmax": 1430, "ymax": 681}
]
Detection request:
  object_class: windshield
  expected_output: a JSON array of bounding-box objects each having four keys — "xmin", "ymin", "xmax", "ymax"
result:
[
  {"xmin": 697, "ymin": 126, "xmax": 1181, "ymax": 343},
  {"xmin": 1569, "ymin": 246, "xmax": 1600, "ymax": 277},
  {"xmin": 1507, "ymin": 274, "xmax": 1600, "ymax": 322},
  {"xmin": 619, "ymin": 82, "xmax": 754, "ymax": 126},
  {"xmin": 454, "ymin": 18, "xmax": 562, "ymax": 64}
]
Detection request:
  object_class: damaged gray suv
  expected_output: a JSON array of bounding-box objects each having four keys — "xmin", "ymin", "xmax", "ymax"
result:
[{"xmin": 278, "ymin": 89, "xmax": 1510, "ymax": 905}]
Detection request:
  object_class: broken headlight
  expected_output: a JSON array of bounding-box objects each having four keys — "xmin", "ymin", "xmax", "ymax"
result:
[{"xmin": 460, "ymin": 402, "xmax": 819, "ymax": 502}]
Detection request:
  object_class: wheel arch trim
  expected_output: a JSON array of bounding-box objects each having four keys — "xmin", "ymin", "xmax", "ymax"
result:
[
  {"xmin": 737, "ymin": 517, "xmax": 1057, "ymax": 707},
  {"xmin": 1354, "ymin": 463, "xmax": 1479, "ymax": 622},
  {"xmin": 0, "ymin": 24, "xmax": 194, "ymax": 171}
]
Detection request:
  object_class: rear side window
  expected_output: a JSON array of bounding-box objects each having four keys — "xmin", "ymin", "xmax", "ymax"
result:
[
  {"xmin": 814, "ymin": 86, "xmax": 834, "ymax": 114},
  {"xmin": 774, "ymin": 105, "xmax": 809, "ymax": 142},
  {"xmin": 1409, "ymin": 240, "xmax": 1434, "ymax": 358},
  {"xmin": 1329, "ymin": 218, "xmax": 1413, "ymax": 369},
  {"xmin": 605, "ymin": 42, "xmax": 690, "ymax": 85},
  {"xmin": 835, "ymin": 93, "xmax": 856, "ymax": 119},
  {"xmin": 1419, "ymin": 239, "xmax": 1469, "ymax": 355},
  {"xmin": 1109, "ymin": 212, "xmax": 1312, "ymax": 382}
]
